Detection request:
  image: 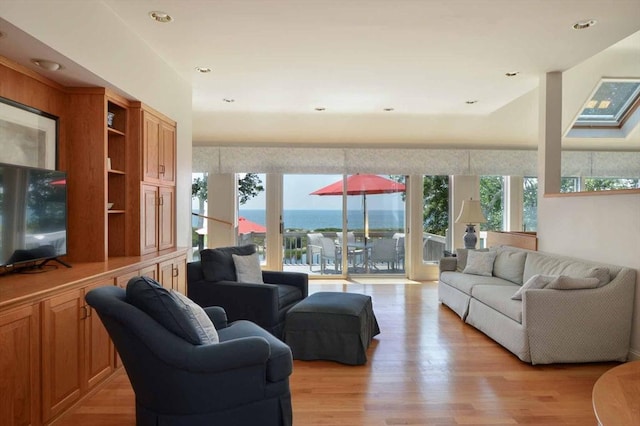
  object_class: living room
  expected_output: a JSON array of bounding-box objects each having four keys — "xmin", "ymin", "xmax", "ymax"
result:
[{"xmin": 0, "ymin": 1, "xmax": 639, "ymax": 425}]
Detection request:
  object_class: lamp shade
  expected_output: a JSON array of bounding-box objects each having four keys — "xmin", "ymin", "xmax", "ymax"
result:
[{"xmin": 455, "ymin": 199, "xmax": 487, "ymax": 224}]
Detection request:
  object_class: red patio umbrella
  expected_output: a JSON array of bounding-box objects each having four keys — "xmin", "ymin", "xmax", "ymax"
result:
[
  {"xmin": 310, "ymin": 174, "xmax": 405, "ymax": 240},
  {"xmin": 238, "ymin": 216, "xmax": 267, "ymax": 234}
]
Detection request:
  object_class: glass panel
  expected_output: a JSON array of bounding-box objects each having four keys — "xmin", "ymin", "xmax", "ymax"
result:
[
  {"xmin": 422, "ymin": 175, "xmax": 449, "ymax": 263},
  {"xmin": 523, "ymin": 177, "xmax": 537, "ymax": 232},
  {"xmin": 237, "ymin": 173, "xmax": 266, "ymax": 264},
  {"xmin": 480, "ymin": 176, "xmax": 504, "ymax": 232},
  {"xmin": 346, "ymin": 174, "xmax": 406, "ymax": 275},
  {"xmin": 283, "ymin": 174, "xmax": 344, "ymax": 276},
  {"xmin": 191, "ymin": 172, "xmax": 208, "ymax": 260},
  {"xmin": 575, "ymin": 80, "xmax": 640, "ymax": 126},
  {"xmin": 561, "ymin": 177, "xmax": 581, "ymax": 193},
  {"xmin": 584, "ymin": 177, "xmax": 640, "ymax": 191}
]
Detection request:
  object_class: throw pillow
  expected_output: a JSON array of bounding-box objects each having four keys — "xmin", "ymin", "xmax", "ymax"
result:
[
  {"xmin": 493, "ymin": 248, "xmax": 527, "ymax": 284},
  {"xmin": 232, "ymin": 252, "xmax": 264, "ymax": 283},
  {"xmin": 455, "ymin": 248, "xmax": 488, "ymax": 272},
  {"xmin": 511, "ymin": 274, "xmax": 555, "ymax": 300},
  {"xmin": 462, "ymin": 250, "xmax": 497, "ymax": 277},
  {"xmin": 546, "ymin": 275, "xmax": 600, "ymax": 290},
  {"xmin": 200, "ymin": 244, "xmax": 257, "ymax": 282},
  {"xmin": 126, "ymin": 276, "xmax": 216, "ymax": 345},
  {"xmin": 170, "ymin": 290, "xmax": 219, "ymax": 344}
]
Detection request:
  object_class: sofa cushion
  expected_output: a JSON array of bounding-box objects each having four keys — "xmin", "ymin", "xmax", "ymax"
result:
[
  {"xmin": 523, "ymin": 251, "xmax": 611, "ymax": 287},
  {"xmin": 200, "ymin": 245, "xmax": 256, "ymax": 282},
  {"xmin": 463, "ymin": 250, "xmax": 497, "ymax": 277},
  {"xmin": 232, "ymin": 252, "xmax": 264, "ymax": 283},
  {"xmin": 471, "ymin": 284, "xmax": 523, "ymax": 323},
  {"xmin": 511, "ymin": 274, "xmax": 555, "ymax": 300},
  {"xmin": 170, "ymin": 290, "xmax": 219, "ymax": 344},
  {"xmin": 455, "ymin": 248, "xmax": 488, "ymax": 272},
  {"xmin": 493, "ymin": 247, "xmax": 527, "ymax": 284},
  {"xmin": 440, "ymin": 271, "xmax": 515, "ymax": 296},
  {"xmin": 126, "ymin": 276, "xmax": 218, "ymax": 345},
  {"xmin": 546, "ymin": 275, "xmax": 600, "ymax": 290}
]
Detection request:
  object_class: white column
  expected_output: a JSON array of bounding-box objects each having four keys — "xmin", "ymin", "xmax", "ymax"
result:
[
  {"xmin": 538, "ymin": 72, "xmax": 563, "ymax": 196},
  {"xmin": 207, "ymin": 173, "xmax": 237, "ymax": 248},
  {"xmin": 505, "ymin": 176, "xmax": 524, "ymax": 231}
]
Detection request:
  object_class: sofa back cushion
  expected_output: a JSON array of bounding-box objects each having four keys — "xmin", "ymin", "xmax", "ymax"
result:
[
  {"xmin": 523, "ymin": 251, "xmax": 611, "ymax": 287},
  {"xmin": 200, "ymin": 244, "xmax": 257, "ymax": 282},
  {"xmin": 455, "ymin": 248, "xmax": 488, "ymax": 272},
  {"xmin": 493, "ymin": 247, "xmax": 527, "ymax": 284}
]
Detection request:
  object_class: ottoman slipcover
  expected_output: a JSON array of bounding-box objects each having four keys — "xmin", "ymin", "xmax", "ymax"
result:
[{"xmin": 283, "ymin": 292, "xmax": 380, "ymax": 365}]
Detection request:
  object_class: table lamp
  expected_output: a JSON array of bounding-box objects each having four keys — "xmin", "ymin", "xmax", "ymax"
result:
[{"xmin": 455, "ymin": 199, "xmax": 487, "ymax": 249}]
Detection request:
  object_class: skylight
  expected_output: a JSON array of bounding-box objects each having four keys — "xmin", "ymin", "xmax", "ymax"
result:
[{"xmin": 567, "ymin": 78, "xmax": 640, "ymax": 138}]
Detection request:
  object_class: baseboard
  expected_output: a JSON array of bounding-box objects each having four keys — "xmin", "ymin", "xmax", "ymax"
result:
[{"xmin": 627, "ymin": 348, "xmax": 640, "ymax": 361}]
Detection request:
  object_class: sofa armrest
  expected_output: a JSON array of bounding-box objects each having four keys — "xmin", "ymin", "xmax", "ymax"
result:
[
  {"xmin": 262, "ymin": 270, "xmax": 309, "ymax": 298},
  {"xmin": 188, "ymin": 279, "xmax": 280, "ymax": 326},
  {"xmin": 187, "ymin": 261, "xmax": 205, "ymax": 283},
  {"xmin": 439, "ymin": 257, "xmax": 457, "ymax": 273},
  {"xmin": 523, "ymin": 268, "xmax": 636, "ymax": 364},
  {"xmin": 204, "ymin": 306, "xmax": 228, "ymax": 329}
]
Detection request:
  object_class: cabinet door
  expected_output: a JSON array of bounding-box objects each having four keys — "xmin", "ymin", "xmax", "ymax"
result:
[
  {"xmin": 173, "ymin": 255, "xmax": 187, "ymax": 294},
  {"xmin": 141, "ymin": 184, "xmax": 159, "ymax": 254},
  {"xmin": 0, "ymin": 304, "xmax": 40, "ymax": 426},
  {"xmin": 158, "ymin": 186, "xmax": 175, "ymax": 251},
  {"xmin": 142, "ymin": 111, "xmax": 160, "ymax": 183},
  {"xmin": 160, "ymin": 121, "xmax": 175, "ymax": 185},
  {"xmin": 83, "ymin": 281, "xmax": 114, "ymax": 390},
  {"xmin": 41, "ymin": 289, "xmax": 83, "ymax": 422},
  {"xmin": 159, "ymin": 259, "xmax": 175, "ymax": 290},
  {"xmin": 139, "ymin": 264, "xmax": 158, "ymax": 281}
]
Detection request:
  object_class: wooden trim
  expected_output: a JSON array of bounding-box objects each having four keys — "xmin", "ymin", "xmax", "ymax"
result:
[
  {"xmin": 0, "ymin": 54, "xmax": 66, "ymax": 91},
  {"xmin": 486, "ymin": 231, "xmax": 537, "ymax": 251},
  {"xmin": 545, "ymin": 188, "xmax": 640, "ymax": 197}
]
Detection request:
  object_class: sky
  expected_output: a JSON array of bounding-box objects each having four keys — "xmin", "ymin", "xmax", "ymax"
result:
[
  {"xmin": 193, "ymin": 173, "xmax": 406, "ymax": 211},
  {"xmin": 243, "ymin": 174, "xmax": 405, "ymax": 210}
]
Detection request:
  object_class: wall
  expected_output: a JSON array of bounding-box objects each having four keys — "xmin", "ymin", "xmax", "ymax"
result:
[{"xmin": 538, "ymin": 192, "xmax": 640, "ymax": 359}]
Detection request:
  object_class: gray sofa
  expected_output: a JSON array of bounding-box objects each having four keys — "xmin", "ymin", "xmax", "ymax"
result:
[{"xmin": 438, "ymin": 245, "xmax": 636, "ymax": 364}]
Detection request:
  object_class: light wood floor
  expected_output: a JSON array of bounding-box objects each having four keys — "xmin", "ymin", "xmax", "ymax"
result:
[{"xmin": 56, "ymin": 282, "xmax": 618, "ymax": 425}]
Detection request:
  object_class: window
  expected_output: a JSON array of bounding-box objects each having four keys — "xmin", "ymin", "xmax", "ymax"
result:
[
  {"xmin": 479, "ymin": 176, "xmax": 504, "ymax": 231},
  {"xmin": 523, "ymin": 177, "xmax": 537, "ymax": 231},
  {"xmin": 567, "ymin": 78, "xmax": 640, "ymax": 138}
]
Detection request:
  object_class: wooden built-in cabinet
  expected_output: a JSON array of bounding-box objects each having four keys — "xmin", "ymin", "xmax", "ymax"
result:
[
  {"xmin": 159, "ymin": 254, "xmax": 187, "ymax": 294},
  {"xmin": 41, "ymin": 279, "xmax": 114, "ymax": 423},
  {"xmin": 0, "ymin": 249, "xmax": 188, "ymax": 426},
  {"xmin": 66, "ymin": 91, "xmax": 177, "ymax": 261},
  {"xmin": 0, "ymin": 303, "xmax": 40, "ymax": 426}
]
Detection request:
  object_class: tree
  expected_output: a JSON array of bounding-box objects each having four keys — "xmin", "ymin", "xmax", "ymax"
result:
[
  {"xmin": 191, "ymin": 176, "xmax": 208, "ymax": 228},
  {"xmin": 238, "ymin": 173, "xmax": 264, "ymax": 205},
  {"xmin": 423, "ymin": 176, "xmax": 448, "ymax": 236}
]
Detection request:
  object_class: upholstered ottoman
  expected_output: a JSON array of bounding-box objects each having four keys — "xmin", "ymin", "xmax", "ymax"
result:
[{"xmin": 283, "ymin": 292, "xmax": 380, "ymax": 365}]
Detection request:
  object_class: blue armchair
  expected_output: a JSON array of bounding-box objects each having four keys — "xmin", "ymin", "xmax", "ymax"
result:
[
  {"xmin": 85, "ymin": 285, "xmax": 293, "ymax": 426},
  {"xmin": 187, "ymin": 245, "xmax": 308, "ymax": 338}
]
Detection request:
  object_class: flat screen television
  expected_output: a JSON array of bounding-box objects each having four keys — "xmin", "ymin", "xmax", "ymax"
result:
[{"xmin": 0, "ymin": 162, "xmax": 68, "ymax": 271}]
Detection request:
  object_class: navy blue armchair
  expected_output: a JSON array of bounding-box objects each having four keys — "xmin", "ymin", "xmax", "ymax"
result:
[
  {"xmin": 85, "ymin": 285, "xmax": 293, "ymax": 426},
  {"xmin": 187, "ymin": 245, "xmax": 308, "ymax": 338}
]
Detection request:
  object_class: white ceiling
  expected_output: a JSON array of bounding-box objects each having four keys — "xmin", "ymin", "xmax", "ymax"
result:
[{"xmin": 0, "ymin": 0, "xmax": 639, "ymax": 149}]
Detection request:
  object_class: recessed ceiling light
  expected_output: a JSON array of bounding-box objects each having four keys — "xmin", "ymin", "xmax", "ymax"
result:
[
  {"xmin": 315, "ymin": 107, "xmax": 326, "ymax": 111},
  {"xmin": 149, "ymin": 11, "xmax": 173, "ymax": 23},
  {"xmin": 465, "ymin": 100, "xmax": 478, "ymax": 105},
  {"xmin": 195, "ymin": 66, "xmax": 211, "ymax": 73},
  {"xmin": 31, "ymin": 59, "xmax": 61, "ymax": 71},
  {"xmin": 222, "ymin": 98, "xmax": 235, "ymax": 103},
  {"xmin": 383, "ymin": 108, "xmax": 395, "ymax": 112},
  {"xmin": 572, "ymin": 19, "xmax": 597, "ymax": 30},
  {"xmin": 505, "ymin": 71, "xmax": 519, "ymax": 77}
]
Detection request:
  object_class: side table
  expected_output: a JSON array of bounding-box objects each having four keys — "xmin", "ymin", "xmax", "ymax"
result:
[{"xmin": 592, "ymin": 360, "xmax": 640, "ymax": 426}]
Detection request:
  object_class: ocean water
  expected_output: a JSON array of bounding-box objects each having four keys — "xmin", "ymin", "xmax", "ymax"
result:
[{"xmin": 238, "ymin": 209, "xmax": 404, "ymax": 231}]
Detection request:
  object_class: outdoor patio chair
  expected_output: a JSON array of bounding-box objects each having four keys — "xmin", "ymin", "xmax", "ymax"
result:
[
  {"xmin": 370, "ymin": 238, "xmax": 398, "ymax": 271},
  {"xmin": 393, "ymin": 233, "xmax": 405, "ymax": 270},
  {"xmin": 306, "ymin": 233, "xmax": 324, "ymax": 272},
  {"xmin": 337, "ymin": 231, "xmax": 364, "ymax": 268},
  {"xmin": 319, "ymin": 236, "xmax": 341, "ymax": 274}
]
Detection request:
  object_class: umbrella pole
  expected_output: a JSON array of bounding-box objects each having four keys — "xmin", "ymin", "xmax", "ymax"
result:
[{"xmin": 363, "ymin": 193, "xmax": 369, "ymax": 273}]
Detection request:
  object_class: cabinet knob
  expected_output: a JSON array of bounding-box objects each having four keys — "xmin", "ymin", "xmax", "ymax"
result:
[{"xmin": 159, "ymin": 164, "xmax": 165, "ymax": 174}]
